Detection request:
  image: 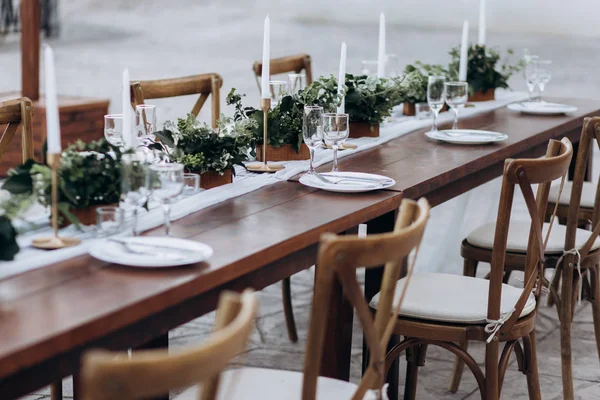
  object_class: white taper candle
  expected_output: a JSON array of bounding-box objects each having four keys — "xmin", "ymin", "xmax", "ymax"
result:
[
  {"xmin": 459, "ymin": 20, "xmax": 469, "ymax": 82},
  {"xmin": 261, "ymin": 15, "xmax": 270, "ymax": 99},
  {"xmin": 478, "ymin": 0, "xmax": 486, "ymax": 45},
  {"xmin": 377, "ymin": 12, "xmax": 386, "ymax": 78},
  {"xmin": 122, "ymin": 68, "xmax": 133, "ymax": 149},
  {"xmin": 44, "ymin": 45, "xmax": 61, "ymax": 154},
  {"xmin": 337, "ymin": 42, "xmax": 347, "ymax": 114}
]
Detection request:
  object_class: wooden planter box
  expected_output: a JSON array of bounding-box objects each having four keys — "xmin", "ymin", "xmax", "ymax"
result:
[
  {"xmin": 349, "ymin": 122, "xmax": 379, "ymax": 138},
  {"xmin": 256, "ymin": 143, "xmax": 310, "ymax": 162},
  {"xmin": 468, "ymin": 89, "xmax": 495, "ymax": 102},
  {"xmin": 58, "ymin": 203, "xmax": 117, "ymax": 228},
  {"xmin": 200, "ymin": 169, "xmax": 233, "ymax": 190}
]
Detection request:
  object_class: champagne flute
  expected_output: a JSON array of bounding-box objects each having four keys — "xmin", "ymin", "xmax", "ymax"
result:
[
  {"xmin": 135, "ymin": 104, "xmax": 157, "ymax": 143},
  {"xmin": 149, "ymin": 163, "xmax": 185, "ymax": 236},
  {"xmin": 302, "ymin": 106, "xmax": 323, "ymax": 175},
  {"xmin": 534, "ymin": 59, "xmax": 552, "ymax": 103},
  {"xmin": 427, "ymin": 76, "xmax": 446, "ymax": 132},
  {"xmin": 120, "ymin": 153, "xmax": 150, "ymax": 236},
  {"xmin": 445, "ymin": 82, "xmax": 469, "ymax": 130},
  {"xmin": 323, "ymin": 113, "xmax": 349, "ymax": 173},
  {"xmin": 104, "ymin": 114, "xmax": 124, "ymax": 148}
]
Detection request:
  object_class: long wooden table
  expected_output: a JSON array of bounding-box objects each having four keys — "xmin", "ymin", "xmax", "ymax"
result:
[{"xmin": 0, "ymin": 97, "xmax": 598, "ymax": 399}]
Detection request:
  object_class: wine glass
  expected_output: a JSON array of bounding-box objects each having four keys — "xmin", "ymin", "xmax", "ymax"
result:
[
  {"xmin": 135, "ymin": 104, "xmax": 157, "ymax": 143},
  {"xmin": 288, "ymin": 73, "xmax": 306, "ymax": 94},
  {"xmin": 360, "ymin": 60, "xmax": 379, "ymax": 77},
  {"xmin": 445, "ymin": 82, "xmax": 468, "ymax": 130},
  {"xmin": 120, "ymin": 153, "xmax": 150, "ymax": 236},
  {"xmin": 523, "ymin": 55, "xmax": 539, "ymax": 101},
  {"xmin": 104, "ymin": 114, "xmax": 124, "ymax": 148},
  {"xmin": 534, "ymin": 59, "xmax": 552, "ymax": 102},
  {"xmin": 149, "ymin": 163, "xmax": 185, "ymax": 236},
  {"xmin": 302, "ymin": 105, "xmax": 323, "ymax": 175},
  {"xmin": 323, "ymin": 113, "xmax": 349, "ymax": 173},
  {"xmin": 427, "ymin": 76, "xmax": 446, "ymax": 132},
  {"xmin": 269, "ymin": 81, "xmax": 288, "ymax": 108},
  {"xmin": 385, "ymin": 54, "xmax": 400, "ymax": 77}
]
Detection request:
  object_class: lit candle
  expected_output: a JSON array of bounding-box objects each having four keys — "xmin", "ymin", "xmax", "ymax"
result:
[
  {"xmin": 377, "ymin": 12, "xmax": 386, "ymax": 78},
  {"xmin": 337, "ymin": 42, "xmax": 347, "ymax": 114},
  {"xmin": 478, "ymin": 0, "xmax": 486, "ymax": 45},
  {"xmin": 458, "ymin": 20, "xmax": 469, "ymax": 82},
  {"xmin": 44, "ymin": 45, "xmax": 61, "ymax": 154},
  {"xmin": 122, "ymin": 68, "xmax": 133, "ymax": 149},
  {"xmin": 261, "ymin": 15, "xmax": 270, "ymax": 99}
]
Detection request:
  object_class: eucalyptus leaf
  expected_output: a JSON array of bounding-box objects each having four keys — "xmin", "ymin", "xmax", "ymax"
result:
[{"xmin": 154, "ymin": 130, "xmax": 176, "ymax": 148}]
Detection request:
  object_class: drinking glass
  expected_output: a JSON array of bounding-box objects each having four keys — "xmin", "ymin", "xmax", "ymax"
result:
[
  {"xmin": 534, "ymin": 59, "xmax": 552, "ymax": 102},
  {"xmin": 182, "ymin": 173, "xmax": 201, "ymax": 196},
  {"xmin": 360, "ymin": 60, "xmax": 379, "ymax": 77},
  {"xmin": 445, "ymin": 82, "xmax": 468, "ymax": 130},
  {"xmin": 415, "ymin": 103, "xmax": 432, "ymax": 120},
  {"xmin": 104, "ymin": 114, "xmax": 124, "ymax": 147},
  {"xmin": 96, "ymin": 206, "xmax": 124, "ymax": 237},
  {"xmin": 302, "ymin": 106, "xmax": 323, "ymax": 175},
  {"xmin": 427, "ymin": 76, "xmax": 446, "ymax": 132},
  {"xmin": 121, "ymin": 153, "xmax": 150, "ymax": 236},
  {"xmin": 385, "ymin": 54, "xmax": 400, "ymax": 77},
  {"xmin": 149, "ymin": 163, "xmax": 185, "ymax": 236},
  {"xmin": 322, "ymin": 113, "xmax": 349, "ymax": 173},
  {"xmin": 288, "ymin": 73, "xmax": 306, "ymax": 94},
  {"xmin": 135, "ymin": 104, "xmax": 157, "ymax": 143},
  {"xmin": 269, "ymin": 81, "xmax": 288, "ymax": 108},
  {"xmin": 523, "ymin": 54, "xmax": 539, "ymax": 100}
]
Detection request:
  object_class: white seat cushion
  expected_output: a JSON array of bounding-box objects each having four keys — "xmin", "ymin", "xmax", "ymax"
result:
[
  {"xmin": 369, "ymin": 273, "xmax": 536, "ymax": 324},
  {"xmin": 548, "ymin": 181, "xmax": 596, "ymax": 208},
  {"xmin": 175, "ymin": 367, "xmax": 385, "ymax": 400},
  {"xmin": 466, "ymin": 221, "xmax": 600, "ymax": 254}
]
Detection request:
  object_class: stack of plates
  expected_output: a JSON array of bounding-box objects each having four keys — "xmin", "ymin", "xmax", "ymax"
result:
[
  {"xmin": 425, "ymin": 129, "xmax": 508, "ymax": 145},
  {"xmin": 507, "ymin": 102, "xmax": 577, "ymax": 115}
]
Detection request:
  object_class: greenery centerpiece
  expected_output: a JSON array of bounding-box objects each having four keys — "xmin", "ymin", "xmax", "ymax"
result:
[
  {"xmin": 400, "ymin": 62, "xmax": 449, "ymax": 116},
  {"xmin": 2, "ymin": 139, "xmax": 123, "ymax": 227},
  {"xmin": 149, "ymin": 113, "xmax": 254, "ymax": 188},
  {"xmin": 448, "ymin": 44, "xmax": 524, "ymax": 101}
]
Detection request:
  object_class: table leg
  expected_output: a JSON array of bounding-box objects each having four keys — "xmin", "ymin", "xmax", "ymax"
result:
[{"xmin": 50, "ymin": 381, "xmax": 62, "ymax": 400}]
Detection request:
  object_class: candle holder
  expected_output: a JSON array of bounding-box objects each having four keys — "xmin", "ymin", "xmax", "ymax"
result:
[
  {"xmin": 247, "ymin": 98, "xmax": 285, "ymax": 173},
  {"xmin": 31, "ymin": 153, "xmax": 81, "ymax": 250}
]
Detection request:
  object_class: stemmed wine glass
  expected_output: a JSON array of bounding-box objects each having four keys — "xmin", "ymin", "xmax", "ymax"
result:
[
  {"xmin": 269, "ymin": 81, "xmax": 288, "ymax": 108},
  {"xmin": 289, "ymin": 73, "xmax": 306, "ymax": 94},
  {"xmin": 302, "ymin": 106, "xmax": 323, "ymax": 175},
  {"xmin": 135, "ymin": 104, "xmax": 157, "ymax": 143},
  {"xmin": 427, "ymin": 76, "xmax": 446, "ymax": 132},
  {"xmin": 360, "ymin": 60, "xmax": 379, "ymax": 77},
  {"xmin": 104, "ymin": 114, "xmax": 124, "ymax": 148},
  {"xmin": 121, "ymin": 153, "xmax": 150, "ymax": 236},
  {"xmin": 149, "ymin": 163, "xmax": 185, "ymax": 236},
  {"xmin": 445, "ymin": 82, "xmax": 469, "ymax": 130},
  {"xmin": 323, "ymin": 113, "xmax": 349, "ymax": 173},
  {"xmin": 534, "ymin": 59, "xmax": 552, "ymax": 102},
  {"xmin": 523, "ymin": 55, "xmax": 539, "ymax": 101}
]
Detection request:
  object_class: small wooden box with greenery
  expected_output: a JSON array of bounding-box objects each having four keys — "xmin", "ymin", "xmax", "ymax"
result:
[{"xmin": 401, "ymin": 62, "xmax": 449, "ymax": 116}]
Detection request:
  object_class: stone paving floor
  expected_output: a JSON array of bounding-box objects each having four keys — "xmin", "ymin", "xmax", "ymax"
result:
[{"xmin": 4, "ymin": 1, "xmax": 600, "ymax": 398}]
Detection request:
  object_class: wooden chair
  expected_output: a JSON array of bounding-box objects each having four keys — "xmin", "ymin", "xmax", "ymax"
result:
[
  {"xmin": 252, "ymin": 53, "xmax": 313, "ymax": 95},
  {"xmin": 130, "ymin": 73, "xmax": 222, "ymax": 129},
  {"xmin": 369, "ymin": 138, "xmax": 573, "ymax": 400},
  {"xmin": 80, "ymin": 289, "xmax": 258, "ymax": 400},
  {"xmin": 0, "ymin": 97, "xmax": 34, "ymax": 163},
  {"xmin": 171, "ymin": 198, "xmax": 429, "ymax": 400}
]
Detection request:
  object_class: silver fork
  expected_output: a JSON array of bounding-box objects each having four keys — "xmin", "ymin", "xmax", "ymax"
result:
[
  {"xmin": 312, "ymin": 173, "xmax": 382, "ymax": 187},
  {"xmin": 109, "ymin": 238, "xmax": 186, "ymax": 260}
]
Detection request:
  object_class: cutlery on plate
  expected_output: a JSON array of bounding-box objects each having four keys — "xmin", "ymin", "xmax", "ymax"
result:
[
  {"xmin": 109, "ymin": 238, "xmax": 198, "ymax": 256},
  {"xmin": 312, "ymin": 173, "xmax": 381, "ymax": 188},
  {"xmin": 438, "ymin": 131, "xmax": 501, "ymax": 138},
  {"xmin": 320, "ymin": 173, "xmax": 393, "ymax": 184},
  {"xmin": 110, "ymin": 239, "xmax": 187, "ymax": 260}
]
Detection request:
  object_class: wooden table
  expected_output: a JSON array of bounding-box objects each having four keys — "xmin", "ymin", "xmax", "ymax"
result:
[{"xmin": 0, "ymin": 97, "xmax": 598, "ymax": 399}]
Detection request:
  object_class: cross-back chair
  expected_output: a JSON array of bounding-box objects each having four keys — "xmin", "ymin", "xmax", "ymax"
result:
[
  {"xmin": 369, "ymin": 138, "xmax": 573, "ymax": 400},
  {"xmin": 171, "ymin": 198, "xmax": 429, "ymax": 400},
  {"xmin": 252, "ymin": 53, "xmax": 313, "ymax": 95},
  {"xmin": 0, "ymin": 97, "xmax": 34, "ymax": 164},
  {"xmin": 80, "ymin": 290, "xmax": 258, "ymax": 400},
  {"xmin": 130, "ymin": 73, "xmax": 222, "ymax": 129}
]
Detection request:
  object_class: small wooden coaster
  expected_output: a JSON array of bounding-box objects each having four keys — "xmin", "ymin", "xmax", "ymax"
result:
[{"xmin": 31, "ymin": 236, "xmax": 81, "ymax": 250}]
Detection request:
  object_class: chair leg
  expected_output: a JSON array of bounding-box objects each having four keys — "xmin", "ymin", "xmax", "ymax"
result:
[
  {"xmin": 559, "ymin": 268, "xmax": 575, "ymax": 400},
  {"xmin": 589, "ymin": 266, "xmax": 600, "ymax": 361},
  {"xmin": 50, "ymin": 381, "xmax": 62, "ymax": 400},
  {"xmin": 448, "ymin": 338, "xmax": 468, "ymax": 393},
  {"xmin": 524, "ymin": 331, "xmax": 542, "ymax": 400},
  {"xmin": 282, "ymin": 277, "xmax": 298, "ymax": 342},
  {"xmin": 403, "ymin": 345, "xmax": 424, "ymax": 400},
  {"xmin": 463, "ymin": 258, "xmax": 478, "ymax": 277},
  {"xmin": 485, "ymin": 340, "xmax": 500, "ymax": 400}
]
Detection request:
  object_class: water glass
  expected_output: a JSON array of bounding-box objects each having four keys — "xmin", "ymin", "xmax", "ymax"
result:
[
  {"xmin": 135, "ymin": 104, "xmax": 157, "ymax": 142},
  {"xmin": 182, "ymin": 173, "xmax": 201, "ymax": 196},
  {"xmin": 269, "ymin": 81, "xmax": 288, "ymax": 108},
  {"xmin": 523, "ymin": 55, "xmax": 539, "ymax": 100},
  {"xmin": 385, "ymin": 54, "xmax": 400, "ymax": 77},
  {"xmin": 427, "ymin": 76, "xmax": 446, "ymax": 132},
  {"xmin": 121, "ymin": 153, "xmax": 150, "ymax": 236},
  {"xmin": 415, "ymin": 103, "xmax": 432, "ymax": 120},
  {"xmin": 302, "ymin": 106, "xmax": 324, "ymax": 175},
  {"xmin": 534, "ymin": 59, "xmax": 552, "ymax": 102},
  {"xmin": 149, "ymin": 163, "xmax": 185, "ymax": 236},
  {"xmin": 288, "ymin": 73, "xmax": 306, "ymax": 94},
  {"xmin": 445, "ymin": 82, "xmax": 468, "ymax": 130},
  {"xmin": 104, "ymin": 114, "xmax": 124, "ymax": 148},
  {"xmin": 323, "ymin": 113, "xmax": 349, "ymax": 172},
  {"xmin": 360, "ymin": 60, "xmax": 379, "ymax": 77},
  {"xmin": 96, "ymin": 206, "xmax": 124, "ymax": 237}
]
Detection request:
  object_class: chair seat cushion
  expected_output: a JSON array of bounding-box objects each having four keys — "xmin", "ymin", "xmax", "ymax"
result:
[
  {"xmin": 548, "ymin": 181, "xmax": 596, "ymax": 208},
  {"xmin": 175, "ymin": 367, "xmax": 383, "ymax": 400},
  {"xmin": 369, "ymin": 273, "xmax": 536, "ymax": 324},
  {"xmin": 466, "ymin": 221, "xmax": 600, "ymax": 253}
]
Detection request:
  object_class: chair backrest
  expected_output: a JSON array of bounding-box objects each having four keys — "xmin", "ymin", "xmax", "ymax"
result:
[
  {"xmin": 302, "ymin": 198, "xmax": 430, "ymax": 400},
  {"xmin": 130, "ymin": 73, "xmax": 223, "ymax": 128},
  {"xmin": 0, "ymin": 97, "xmax": 34, "ymax": 163},
  {"xmin": 252, "ymin": 53, "xmax": 313, "ymax": 94},
  {"xmin": 489, "ymin": 138, "xmax": 573, "ymax": 338},
  {"xmin": 80, "ymin": 289, "xmax": 258, "ymax": 400}
]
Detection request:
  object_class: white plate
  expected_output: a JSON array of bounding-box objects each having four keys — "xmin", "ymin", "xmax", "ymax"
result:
[
  {"xmin": 425, "ymin": 129, "xmax": 508, "ymax": 145},
  {"xmin": 299, "ymin": 172, "xmax": 395, "ymax": 193},
  {"xmin": 507, "ymin": 102, "xmax": 577, "ymax": 115},
  {"xmin": 89, "ymin": 237, "xmax": 213, "ymax": 268}
]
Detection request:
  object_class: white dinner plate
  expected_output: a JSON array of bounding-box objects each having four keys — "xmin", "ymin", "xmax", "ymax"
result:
[
  {"xmin": 507, "ymin": 102, "xmax": 577, "ymax": 115},
  {"xmin": 299, "ymin": 172, "xmax": 395, "ymax": 193},
  {"xmin": 89, "ymin": 237, "xmax": 213, "ymax": 268},
  {"xmin": 425, "ymin": 129, "xmax": 508, "ymax": 145}
]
